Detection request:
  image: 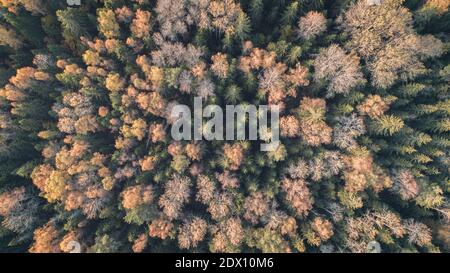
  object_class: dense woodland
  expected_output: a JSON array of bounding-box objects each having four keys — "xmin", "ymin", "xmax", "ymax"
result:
[{"xmin": 0, "ymin": 0, "xmax": 449, "ymax": 253}]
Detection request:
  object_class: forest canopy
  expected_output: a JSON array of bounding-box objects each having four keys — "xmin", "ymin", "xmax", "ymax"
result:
[{"xmin": 0, "ymin": 0, "xmax": 449, "ymax": 253}]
